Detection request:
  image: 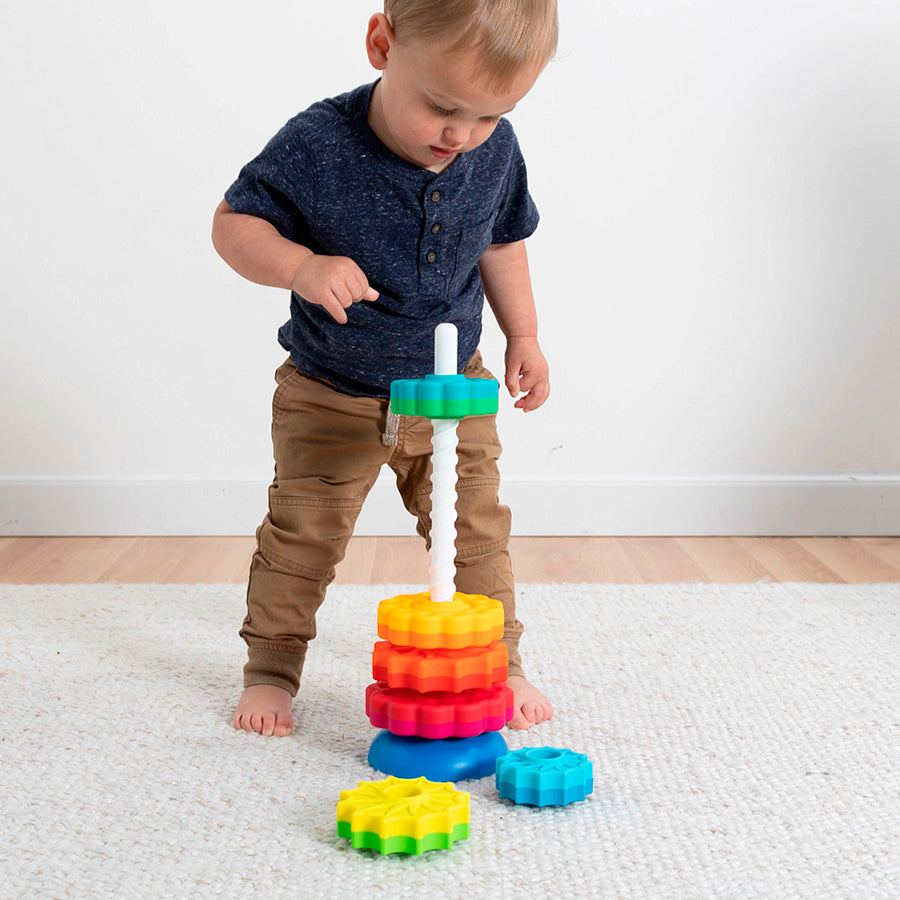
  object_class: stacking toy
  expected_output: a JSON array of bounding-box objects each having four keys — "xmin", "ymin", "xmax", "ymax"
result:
[
  {"xmin": 388, "ymin": 323, "xmax": 498, "ymax": 605},
  {"xmin": 366, "ymin": 324, "xmax": 511, "ymax": 783},
  {"xmin": 337, "ymin": 776, "xmax": 469, "ymax": 855},
  {"xmin": 376, "ymin": 590, "xmax": 503, "ymax": 648},
  {"xmin": 371, "ymin": 640, "xmax": 509, "ymax": 693},
  {"xmin": 367, "ymin": 731, "xmax": 507, "ymax": 782},
  {"xmin": 366, "ymin": 682, "xmax": 514, "ymax": 738},
  {"xmin": 495, "ymin": 747, "xmax": 594, "ymax": 807}
]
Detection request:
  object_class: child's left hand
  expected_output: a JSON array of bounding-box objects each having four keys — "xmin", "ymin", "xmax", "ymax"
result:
[{"xmin": 504, "ymin": 336, "xmax": 550, "ymax": 412}]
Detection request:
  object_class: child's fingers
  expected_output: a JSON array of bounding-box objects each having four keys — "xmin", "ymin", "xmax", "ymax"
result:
[
  {"xmin": 505, "ymin": 363, "xmax": 525, "ymax": 396},
  {"xmin": 514, "ymin": 379, "xmax": 550, "ymax": 412},
  {"xmin": 344, "ymin": 271, "xmax": 377, "ymax": 304},
  {"xmin": 322, "ymin": 296, "xmax": 349, "ymax": 323},
  {"xmin": 332, "ymin": 280, "xmax": 356, "ymax": 307},
  {"xmin": 517, "ymin": 370, "xmax": 538, "ymax": 393},
  {"xmin": 325, "ymin": 273, "xmax": 376, "ymax": 322},
  {"xmin": 508, "ymin": 364, "xmax": 537, "ymax": 398}
]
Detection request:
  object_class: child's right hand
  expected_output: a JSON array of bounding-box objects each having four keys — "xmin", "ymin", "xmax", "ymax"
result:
[{"xmin": 290, "ymin": 254, "xmax": 379, "ymax": 324}]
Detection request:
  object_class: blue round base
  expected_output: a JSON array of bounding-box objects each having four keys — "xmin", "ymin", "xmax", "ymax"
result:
[{"xmin": 368, "ymin": 730, "xmax": 508, "ymax": 782}]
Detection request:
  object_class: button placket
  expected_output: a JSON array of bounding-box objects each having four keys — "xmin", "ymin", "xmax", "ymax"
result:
[
  {"xmin": 424, "ymin": 186, "xmax": 444, "ymax": 269},
  {"xmin": 417, "ymin": 181, "xmax": 457, "ymax": 288}
]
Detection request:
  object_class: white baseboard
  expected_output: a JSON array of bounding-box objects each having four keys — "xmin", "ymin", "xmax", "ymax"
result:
[{"xmin": 2, "ymin": 475, "xmax": 899, "ymax": 536}]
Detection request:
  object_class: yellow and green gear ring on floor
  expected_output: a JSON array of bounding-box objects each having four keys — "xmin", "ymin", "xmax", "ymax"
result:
[{"xmin": 336, "ymin": 776, "xmax": 470, "ymax": 855}]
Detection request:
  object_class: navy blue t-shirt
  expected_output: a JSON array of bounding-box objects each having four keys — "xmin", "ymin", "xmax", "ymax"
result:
[{"xmin": 225, "ymin": 81, "xmax": 539, "ymax": 397}]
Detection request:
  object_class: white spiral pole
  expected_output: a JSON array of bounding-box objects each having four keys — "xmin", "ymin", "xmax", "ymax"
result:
[{"xmin": 429, "ymin": 324, "xmax": 459, "ymax": 603}]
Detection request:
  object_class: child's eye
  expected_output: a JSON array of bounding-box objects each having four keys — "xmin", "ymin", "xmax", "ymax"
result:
[{"xmin": 430, "ymin": 102, "xmax": 456, "ymax": 117}]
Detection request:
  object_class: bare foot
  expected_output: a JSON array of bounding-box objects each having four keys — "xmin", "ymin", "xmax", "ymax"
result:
[
  {"xmin": 233, "ymin": 684, "xmax": 293, "ymax": 736},
  {"xmin": 507, "ymin": 675, "xmax": 554, "ymax": 730}
]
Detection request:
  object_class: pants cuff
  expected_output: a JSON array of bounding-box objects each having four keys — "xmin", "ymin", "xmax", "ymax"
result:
[
  {"xmin": 503, "ymin": 623, "xmax": 525, "ymax": 679},
  {"xmin": 243, "ymin": 646, "xmax": 306, "ymax": 697}
]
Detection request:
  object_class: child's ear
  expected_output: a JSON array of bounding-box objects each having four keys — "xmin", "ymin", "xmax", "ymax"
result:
[{"xmin": 365, "ymin": 13, "xmax": 394, "ymax": 70}]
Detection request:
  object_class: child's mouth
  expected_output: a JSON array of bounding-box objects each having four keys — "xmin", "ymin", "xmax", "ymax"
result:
[{"xmin": 429, "ymin": 145, "xmax": 458, "ymax": 159}]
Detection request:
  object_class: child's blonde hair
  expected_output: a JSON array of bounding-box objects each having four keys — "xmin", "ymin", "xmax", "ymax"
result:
[{"xmin": 384, "ymin": 0, "xmax": 558, "ymax": 87}]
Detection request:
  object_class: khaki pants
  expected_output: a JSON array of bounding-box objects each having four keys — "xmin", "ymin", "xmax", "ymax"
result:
[{"xmin": 240, "ymin": 353, "xmax": 524, "ymax": 695}]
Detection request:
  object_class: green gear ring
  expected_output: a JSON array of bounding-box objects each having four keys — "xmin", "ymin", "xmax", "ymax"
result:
[{"xmin": 390, "ymin": 373, "xmax": 499, "ymax": 419}]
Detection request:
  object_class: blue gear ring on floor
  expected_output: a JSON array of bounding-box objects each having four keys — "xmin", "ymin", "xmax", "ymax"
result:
[
  {"xmin": 495, "ymin": 747, "xmax": 593, "ymax": 806},
  {"xmin": 369, "ymin": 730, "xmax": 509, "ymax": 782}
]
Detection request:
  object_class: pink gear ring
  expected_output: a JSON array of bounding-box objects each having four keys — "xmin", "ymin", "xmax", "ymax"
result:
[
  {"xmin": 366, "ymin": 682, "xmax": 514, "ymax": 739},
  {"xmin": 495, "ymin": 747, "xmax": 594, "ymax": 807}
]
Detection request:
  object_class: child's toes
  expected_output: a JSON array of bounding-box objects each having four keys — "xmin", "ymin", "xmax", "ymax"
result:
[
  {"xmin": 508, "ymin": 707, "xmax": 534, "ymax": 730},
  {"xmin": 273, "ymin": 713, "xmax": 292, "ymax": 736},
  {"xmin": 260, "ymin": 712, "xmax": 277, "ymax": 736}
]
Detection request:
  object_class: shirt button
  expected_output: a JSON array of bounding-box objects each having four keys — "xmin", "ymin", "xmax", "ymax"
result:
[
  {"xmin": 430, "ymin": 190, "xmax": 441, "ymax": 202},
  {"xmin": 431, "ymin": 223, "xmax": 442, "ymax": 234},
  {"xmin": 426, "ymin": 251, "xmax": 437, "ymax": 263}
]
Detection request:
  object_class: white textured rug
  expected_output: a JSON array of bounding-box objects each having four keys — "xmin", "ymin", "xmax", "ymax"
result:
[{"xmin": 1, "ymin": 582, "xmax": 898, "ymax": 899}]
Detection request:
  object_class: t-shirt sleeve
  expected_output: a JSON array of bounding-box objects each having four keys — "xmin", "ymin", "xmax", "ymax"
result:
[
  {"xmin": 490, "ymin": 127, "xmax": 540, "ymax": 244},
  {"xmin": 223, "ymin": 116, "xmax": 317, "ymax": 242}
]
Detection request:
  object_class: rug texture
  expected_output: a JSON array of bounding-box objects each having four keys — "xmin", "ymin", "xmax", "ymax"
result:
[{"xmin": 0, "ymin": 582, "xmax": 897, "ymax": 899}]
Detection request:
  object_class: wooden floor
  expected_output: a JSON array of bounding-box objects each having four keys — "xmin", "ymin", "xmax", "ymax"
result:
[{"xmin": 2, "ymin": 536, "xmax": 900, "ymax": 584}]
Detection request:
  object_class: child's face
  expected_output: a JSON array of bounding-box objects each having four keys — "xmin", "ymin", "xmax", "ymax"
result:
[{"xmin": 367, "ymin": 18, "xmax": 542, "ymax": 173}]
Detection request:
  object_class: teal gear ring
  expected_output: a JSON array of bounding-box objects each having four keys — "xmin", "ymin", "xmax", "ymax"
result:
[
  {"xmin": 495, "ymin": 747, "xmax": 594, "ymax": 807},
  {"xmin": 390, "ymin": 374, "xmax": 499, "ymax": 420}
]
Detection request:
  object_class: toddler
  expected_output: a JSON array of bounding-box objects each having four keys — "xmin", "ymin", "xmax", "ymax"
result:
[{"xmin": 212, "ymin": 0, "xmax": 557, "ymax": 737}]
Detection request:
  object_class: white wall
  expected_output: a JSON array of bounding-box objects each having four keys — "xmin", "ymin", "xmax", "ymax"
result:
[{"xmin": 2, "ymin": 0, "xmax": 899, "ymax": 536}]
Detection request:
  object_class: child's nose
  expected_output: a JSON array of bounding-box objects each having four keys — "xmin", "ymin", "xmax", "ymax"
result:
[{"xmin": 442, "ymin": 124, "xmax": 470, "ymax": 147}]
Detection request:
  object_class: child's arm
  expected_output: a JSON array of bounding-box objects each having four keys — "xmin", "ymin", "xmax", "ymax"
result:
[
  {"xmin": 211, "ymin": 200, "xmax": 378, "ymax": 324},
  {"xmin": 478, "ymin": 240, "xmax": 550, "ymax": 412}
]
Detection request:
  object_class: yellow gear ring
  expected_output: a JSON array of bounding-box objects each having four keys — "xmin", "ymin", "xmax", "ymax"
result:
[
  {"xmin": 376, "ymin": 591, "xmax": 504, "ymax": 649},
  {"xmin": 337, "ymin": 776, "xmax": 470, "ymax": 855}
]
